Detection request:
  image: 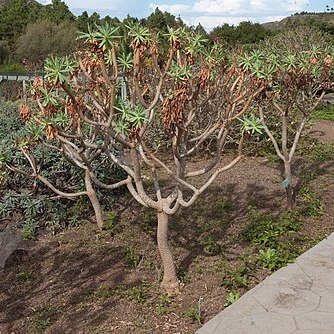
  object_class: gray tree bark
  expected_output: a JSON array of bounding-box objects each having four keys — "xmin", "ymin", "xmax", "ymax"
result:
[
  {"xmin": 85, "ymin": 170, "xmax": 104, "ymax": 230},
  {"xmin": 283, "ymin": 160, "xmax": 294, "ymax": 210},
  {"xmin": 157, "ymin": 211, "xmax": 179, "ymax": 295}
]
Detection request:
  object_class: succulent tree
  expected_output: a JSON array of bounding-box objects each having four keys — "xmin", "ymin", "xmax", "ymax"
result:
[
  {"xmin": 15, "ymin": 23, "xmax": 266, "ymax": 295},
  {"xmin": 243, "ymin": 28, "xmax": 334, "ymax": 210}
]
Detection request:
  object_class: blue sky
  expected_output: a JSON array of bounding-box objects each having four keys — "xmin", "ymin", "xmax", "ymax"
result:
[{"xmin": 38, "ymin": 0, "xmax": 330, "ymax": 30}]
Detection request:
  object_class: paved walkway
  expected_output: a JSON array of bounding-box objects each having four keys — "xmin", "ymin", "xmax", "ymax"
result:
[{"xmin": 197, "ymin": 232, "xmax": 334, "ymax": 334}]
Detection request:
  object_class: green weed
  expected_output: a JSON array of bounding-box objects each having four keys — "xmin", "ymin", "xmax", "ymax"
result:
[
  {"xmin": 258, "ymin": 245, "xmax": 297, "ymax": 270},
  {"xmin": 30, "ymin": 304, "xmax": 58, "ymax": 331},
  {"xmin": 258, "ymin": 248, "xmax": 280, "ymax": 271},
  {"xmin": 244, "ymin": 211, "xmax": 300, "ymax": 248},
  {"xmin": 143, "ymin": 259, "xmax": 154, "ymax": 270},
  {"xmin": 300, "ymin": 168, "xmax": 318, "ymax": 183},
  {"xmin": 31, "ymin": 318, "xmax": 51, "ymax": 331},
  {"xmin": 306, "ymin": 142, "xmax": 334, "ymax": 163},
  {"xmin": 91, "ymin": 285, "xmax": 113, "ymax": 300},
  {"xmin": 298, "ymin": 186, "xmax": 322, "ymax": 217},
  {"xmin": 177, "ymin": 269, "xmax": 191, "ymax": 283},
  {"xmin": 126, "ymin": 245, "xmax": 141, "ymax": 269},
  {"xmin": 128, "ymin": 281, "xmax": 150, "ymax": 304},
  {"xmin": 195, "ymin": 265, "xmax": 204, "ymax": 275},
  {"xmin": 183, "ymin": 305, "xmax": 201, "ymax": 323},
  {"xmin": 224, "ymin": 291, "xmax": 240, "ymax": 307},
  {"xmin": 140, "ymin": 208, "xmax": 156, "ymax": 225},
  {"xmin": 16, "ymin": 270, "xmax": 34, "ymax": 282},
  {"xmin": 212, "ymin": 198, "xmax": 234, "ymax": 215},
  {"xmin": 203, "ymin": 237, "xmax": 222, "ymax": 255},
  {"xmin": 68, "ymin": 198, "xmax": 91, "ymax": 217},
  {"xmin": 202, "ymin": 219, "xmax": 226, "ymax": 230},
  {"xmin": 215, "ymin": 257, "xmax": 227, "ymax": 271},
  {"xmin": 0, "ymin": 63, "xmax": 27, "ymax": 73},
  {"xmin": 222, "ymin": 265, "xmax": 250, "ymax": 289},
  {"xmin": 21, "ymin": 219, "xmax": 39, "ymax": 240},
  {"xmin": 102, "ymin": 211, "xmax": 118, "ymax": 235},
  {"xmin": 156, "ymin": 294, "xmax": 170, "ymax": 315},
  {"xmin": 139, "ymin": 208, "xmax": 156, "ymax": 232},
  {"xmin": 312, "ymin": 105, "xmax": 334, "ymax": 121}
]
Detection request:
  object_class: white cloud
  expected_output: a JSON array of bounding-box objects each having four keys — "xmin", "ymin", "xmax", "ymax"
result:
[
  {"xmin": 149, "ymin": 0, "xmax": 311, "ymax": 29},
  {"xmin": 193, "ymin": 0, "xmax": 243, "ymax": 13},
  {"xmin": 37, "ymin": 0, "xmax": 311, "ymax": 30},
  {"xmin": 149, "ymin": 3, "xmax": 191, "ymax": 13},
  {"xmin": 285, "ymin": 0, "xmax": 309, "ymax": 11},
  {"xmin": 250, "ymin": 0, "xmax": 267, "ymax": 11},
  {"xmin": 183, "ymin": 14, "xmax": 286, "ymax": 29},
  {"xmin": 184, "ymin": 15, "xmax": 248, "ymax": 27},
  {"xmin": 38, "ymin": 0, "xmax": 52, "ymax": 4}
]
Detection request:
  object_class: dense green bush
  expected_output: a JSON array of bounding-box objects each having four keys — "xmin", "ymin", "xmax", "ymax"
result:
[{"xmin": 0, "ymin": 100, "xmax": 126, "ymax": 237}]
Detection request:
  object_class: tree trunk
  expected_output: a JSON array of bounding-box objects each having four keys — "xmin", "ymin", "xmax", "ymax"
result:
[
  {"xmin": 85, "ymin": 170, "xmax": 104, "ymax": 230},
  {"xmin": 281, "ymin": 112, "xmax": 294, "ymax": 211},
  {"xmin": 157, "ymin": 211, "xmax": 179, "ymax": 295},
  {"xmin": 284, "ymin": 160, "xmax": 294, "ymax": 210}
]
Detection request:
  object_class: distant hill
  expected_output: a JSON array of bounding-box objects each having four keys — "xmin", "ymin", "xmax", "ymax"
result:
[
  {"xmin": 0, "ymin": 0, "xmax": 39, "ymax": 6},
  {"xmin": 262, "ymin": 12, "xmax": 334, "ymax": 30}
]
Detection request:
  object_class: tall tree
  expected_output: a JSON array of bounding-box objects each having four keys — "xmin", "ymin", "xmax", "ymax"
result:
[
  {"xmin": 211, "ymin": 23, "xmax": 237, "ymax": 44},
  {"xmin": 15, "ymin": 23, "xmax": 266, "ymax": 295},
  {"xmin": 44, "ymin": 0, "xmax": 75, "ymax": 24},
  {"xmin": 0, "ymin": 0, "xmax": 43, "ymax": 47},
  {"xmin": 76, "ymin": 10, "xmax": 90, "ymax": 32},
  {"xmin": 211, "ymin": 21, "xmax": 271, "ymax": 46},
  {"xmin": 144, "ymin": 7, "xmax": 181, "ymax": 33},
  {"xmin": 251, "ymin": 27, "xmax": 334, "ymax": 209},
  {"xmin": 15, "ymin": 19, "xmax": 77, "ymax": 69}
]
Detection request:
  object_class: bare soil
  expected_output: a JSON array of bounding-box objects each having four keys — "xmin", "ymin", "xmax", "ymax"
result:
[{"xmin": 0, "ymin": 121, "xmax": 334, "ymax": 334}]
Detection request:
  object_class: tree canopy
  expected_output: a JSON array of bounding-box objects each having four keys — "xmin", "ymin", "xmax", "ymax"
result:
[
  {"xmin": 0, "ymin": 0, "xmax": 333, "ymax": 71},
  {"xmin": 15, "ymin": 19, "xmax": 77, "ymax": 69}
]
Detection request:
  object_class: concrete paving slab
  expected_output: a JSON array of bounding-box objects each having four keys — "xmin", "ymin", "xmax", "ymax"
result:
[
  {"xmin": 196, "ymin": 233, "xmax": 334, "ymax": 334},
  {"xmin": 294, "ymin": 331, "xmax": 334, "ymax": 334},
  {"xmin": 295, "ymin": 311, "xmax": 334, "ymax": 331},
  {"xmin": 316, "ymin": 293, "xmax": 334, "ymax": 313}
]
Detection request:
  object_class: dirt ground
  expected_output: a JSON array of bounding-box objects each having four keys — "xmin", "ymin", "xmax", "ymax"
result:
[{"xmin": 0, "ymin": 120, "xmax": 333, "ymax": 334}]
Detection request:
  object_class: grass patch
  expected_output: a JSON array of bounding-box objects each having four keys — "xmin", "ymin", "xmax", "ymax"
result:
[
  {"xmin": 102, "ymin": 211, "xmax": 118, "ymax": 235},
  {"xmin": 90, "ymin": 285, "xmax": 114, "ymax": 300},
  {"xmin": 126, "ymin": 281, "xmax": 150, "ymax": 304},
  {"xmin": 126, "ymin": 245, "xmax": 141, "ymax": 269},
  {"xmin": 297, "ymin": 185, "xmax": 322, "ymax": 218},
  {"xmin": 307, "ymin": 142, "xmax": 334, "ymax": 163},
  {"xmin": 243, "ymin": 210, "xmax": 302, "ymax": 271},
  {"xmin": 0, "ymin": 63, "xmax": 27, "ymax": 73},
  {"xmin": 224, "ymin": 291, "xmax": 240, "ymax": 307},
  {"xmin": 16, "ymin": 270, "xmax": 34, "ymax": 282},
  {"xmin": 211, "ymin": 198, "xmax": 234, "ymax": 215},
  {"xmin": 244, "ymin": 210, "xmax": 300, "ymax": 248},
  {"xmin": 312, "ymin": 105, "xmax": 334, "ymax": 121},
  {"xmin": 183, "ymin": 304, "xmax": 202, "ymax": 323},
  {"xmin": 155, "ymin": 294, "xmax": 170, "ymax": 315},
  {"xmin": 221, "ymin": 264, "xmax": 251, "ymax": 289},
  {"xmin": 30, "ymin": 304, "xmax": 59, "ymax": 332},
  {"xmin": 203, "ymin": 237, "xmax": 222, "ymax": 255}
]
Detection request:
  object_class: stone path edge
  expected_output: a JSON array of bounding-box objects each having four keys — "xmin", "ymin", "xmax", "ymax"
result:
[{"xmin": 196, "ymin": 232, "xmax": 334, "ymax": 334}]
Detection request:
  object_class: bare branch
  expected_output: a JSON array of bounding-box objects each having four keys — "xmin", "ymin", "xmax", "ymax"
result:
[
  {"xmin": 90, "ymin": 172, "xmax": 131, "ymax": 190},
  {"xmin": 139, "ymin": 139, "xmax": 199, "ymax": 194},
  {"xmin": 178, "ymin": 155, "xmax": 243, "ymax": 208},
  {"xmin": 259, "ymin": 106, "xmax": 285, "ymax": 161},
  {"xmin": 289, "ymin": 116, "xmax": 306, "ymax": 161},
  {"xmin": 130, "ymin": 148, "xmax": 158, "ymax": 209}
]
